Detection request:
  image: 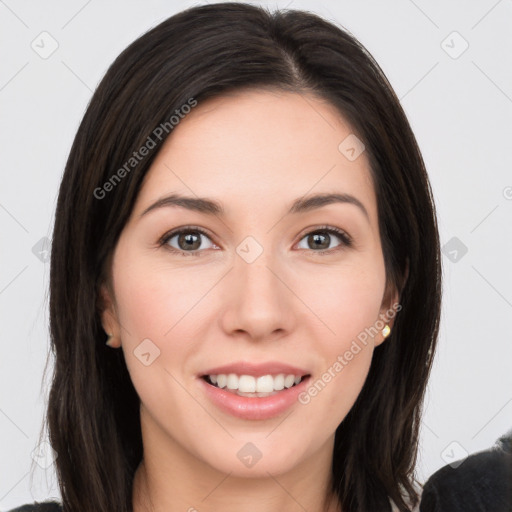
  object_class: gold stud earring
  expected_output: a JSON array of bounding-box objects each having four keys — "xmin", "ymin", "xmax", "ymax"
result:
[
  {"xmin": 106, "ymin": 333, "xmax": 116, "ymax": 347},
  {"xmin": 382, "ymin": 324, "xmax": 391, "ymax": 338}
]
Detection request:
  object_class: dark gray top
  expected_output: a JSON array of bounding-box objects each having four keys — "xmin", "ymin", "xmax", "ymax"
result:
[{"xmin": 7, "ymin": 501, "xmax": 62, "ymax": 511}]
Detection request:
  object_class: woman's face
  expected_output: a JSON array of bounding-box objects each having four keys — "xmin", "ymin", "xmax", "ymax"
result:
[{"xmin": 101, "ymin": 89, "xmax": 398, "ymax": 478}]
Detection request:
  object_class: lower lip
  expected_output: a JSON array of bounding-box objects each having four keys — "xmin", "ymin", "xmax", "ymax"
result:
[{"xmin": 199, "ymin": 376, "xmax": 311, "ymax": 421}]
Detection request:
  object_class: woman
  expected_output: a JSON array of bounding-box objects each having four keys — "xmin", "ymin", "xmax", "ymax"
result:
[{"xmin": 11, "ymin": 2, "xmax": 441, "ymax": 511}]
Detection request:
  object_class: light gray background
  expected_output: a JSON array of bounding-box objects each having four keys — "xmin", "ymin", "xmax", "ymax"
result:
[{"xmin": 1, "ymin": 0, "xmax": 511, "ymax": 508}]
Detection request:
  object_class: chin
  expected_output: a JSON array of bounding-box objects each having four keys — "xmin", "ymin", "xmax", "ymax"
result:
[{"xmin": 197, "ymin": 436, "xmax": 308, "ymax": 478}]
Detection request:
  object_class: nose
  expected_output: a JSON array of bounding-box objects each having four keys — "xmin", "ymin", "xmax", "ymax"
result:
[{"xmin": 218, "ymin": 248, "xmax": 297, "ymax": 342}]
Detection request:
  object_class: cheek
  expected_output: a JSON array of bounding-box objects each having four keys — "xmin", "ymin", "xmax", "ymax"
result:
[
  {"xmin": 109, "ymin": 246, "xmax": 201, "ymax": 386},
  {"xmin": 111, "ymin": 256, "xmax": 206, "ymax": 429},
  {"xmin": 112, "ymin": 245, "xmax": 210, "ymax": 341},
  {"xmin": 110, "ymin": 244, "xmax": 230, "ymax": 414},
  {"xmin": 297, "ymin": 261, "xmax": 385, "ymax": 418},
  {"xmin": 299, "ymin": 258, "xmax": 386, "ymax": 342}
]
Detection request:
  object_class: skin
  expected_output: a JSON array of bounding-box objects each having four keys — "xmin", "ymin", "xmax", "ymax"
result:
[{"xmin": 99, "ymin": 89, "xmax": 399, "ymax": 512}]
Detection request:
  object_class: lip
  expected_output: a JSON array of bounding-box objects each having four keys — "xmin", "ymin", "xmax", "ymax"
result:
[
  {"xmin": 199, "ymin": 361, "xmax": 310, "ymax": 378},
  {"xmin": 199, "ymin": 374, "xmax": 311, "ymax": 421}
]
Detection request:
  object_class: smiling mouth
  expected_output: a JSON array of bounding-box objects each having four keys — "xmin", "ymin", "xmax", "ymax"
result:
[{"xmin": 201, "ymin": 373, "xmax": 310, "ymax": 398}]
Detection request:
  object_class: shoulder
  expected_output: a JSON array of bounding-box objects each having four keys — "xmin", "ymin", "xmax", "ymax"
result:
[
  {"xmin": 7, "ymin": 501, "xmax": 62, "ymax": 512},
  {"xmin": 424, "ymin": 441, "xmax": 512, "ymax": 490},
  {"xmin": 420, "ymin": 437, "xmax": 512, "ymax": 511}
]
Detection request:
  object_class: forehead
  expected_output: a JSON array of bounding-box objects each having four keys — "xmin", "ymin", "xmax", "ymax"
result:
[{"xmin": 134, "ymin": 89, "xmax": 377, "ymax": 223}]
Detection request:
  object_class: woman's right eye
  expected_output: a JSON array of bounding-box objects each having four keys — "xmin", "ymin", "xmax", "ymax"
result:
[{"xmin": 159, "ymin": 227, "xmax": 216, "ymax": 257}]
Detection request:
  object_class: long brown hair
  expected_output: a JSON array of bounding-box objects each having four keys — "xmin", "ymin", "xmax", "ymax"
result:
[{"xmin": 45, "ymin": 3, "xmax": 441, "ymax": 511}]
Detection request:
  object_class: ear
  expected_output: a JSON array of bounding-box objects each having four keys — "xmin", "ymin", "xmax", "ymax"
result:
[
  {"xmin": 374, "ymin": 262, "xmax": 408, "ymax": 347},
  {"xmin": 97, "ymin": 282, "xmax": 122, "ymax": 348}
]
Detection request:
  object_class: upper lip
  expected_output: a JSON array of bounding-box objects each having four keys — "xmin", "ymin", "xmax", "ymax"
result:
[{"xmin": 200, "ymin": 361, "xmax": 311, "ymax": 377}]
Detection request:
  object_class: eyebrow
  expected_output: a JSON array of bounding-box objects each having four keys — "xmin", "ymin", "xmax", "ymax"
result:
[{"xmin": 139, "ymin": 192, "xmax": 369, "ymax": 221}]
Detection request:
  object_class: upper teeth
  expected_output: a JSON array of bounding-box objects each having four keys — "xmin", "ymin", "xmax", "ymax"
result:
[{"xmin": 209, "ymin": 374, "xmax": 303, "ymax": 393}]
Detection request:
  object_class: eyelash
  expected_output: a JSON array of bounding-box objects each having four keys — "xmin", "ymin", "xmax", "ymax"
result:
[{"xmin": 158, "ymin": 225, "xmax": 353, "ymax": 257}]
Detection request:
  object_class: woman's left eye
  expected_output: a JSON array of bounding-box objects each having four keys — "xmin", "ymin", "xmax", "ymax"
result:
[
  {"xmin": 296, "ymin": 226, "xmax": 352, "ymax": 253},
  {"xmin": 159, "ymin": 225, "xmax": 352, "ymax": 257}
]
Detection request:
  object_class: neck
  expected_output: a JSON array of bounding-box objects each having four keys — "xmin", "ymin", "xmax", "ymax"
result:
[{"xmin": 132, "ymin": 410, "xmax": 341, "ymax": 512}]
